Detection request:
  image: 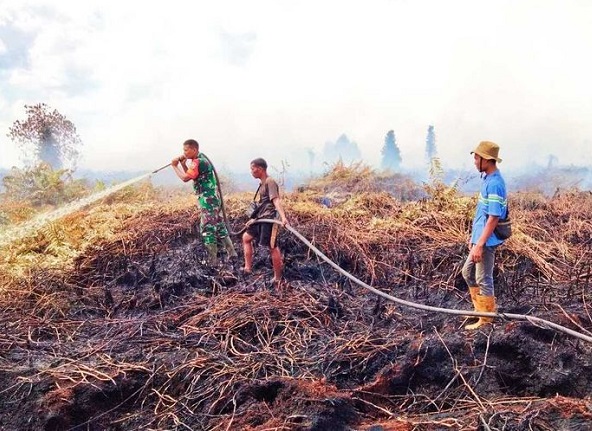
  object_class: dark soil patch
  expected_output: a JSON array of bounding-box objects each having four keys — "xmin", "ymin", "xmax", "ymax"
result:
[{"xmin": 1, "ymin": 207, "xmax": 592, "ymax": 430}]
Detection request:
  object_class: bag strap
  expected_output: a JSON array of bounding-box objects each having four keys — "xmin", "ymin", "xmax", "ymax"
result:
[{"xmin": 252, "ymin": 184, "xmax": 262, "ymax": 202}]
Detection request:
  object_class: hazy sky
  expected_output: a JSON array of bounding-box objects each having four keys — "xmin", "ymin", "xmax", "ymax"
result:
[{"xmin": 1, "ymin": 0, "xmax": 591, "ymax": 174}]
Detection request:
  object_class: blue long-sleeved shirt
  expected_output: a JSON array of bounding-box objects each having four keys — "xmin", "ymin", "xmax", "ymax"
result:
[{"xmin": 470, "ymin": 170, "xmax": 508, "ymax": 246}]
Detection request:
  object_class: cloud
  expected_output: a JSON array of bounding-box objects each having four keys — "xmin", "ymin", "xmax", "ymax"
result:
[
  {"xmin": 0, "ymin": 23, "xmax": 34, "ymax": 71},
  {"xmin": 0, "ymin": 0, "xmax": 592, "ymax": 174}
]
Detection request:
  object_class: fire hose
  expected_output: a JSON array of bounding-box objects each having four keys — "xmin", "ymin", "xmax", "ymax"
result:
[
  {"xmin": 159, "ymin": 159, "xmax": 592, "ymax": 345},
  {"xmin": 254, "ymin": 219, "xmax": 592, "ymax": 344}
]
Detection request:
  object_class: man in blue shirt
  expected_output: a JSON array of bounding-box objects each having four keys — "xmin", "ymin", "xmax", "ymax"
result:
[{"xmin": 462, "ymin": 141, "xmax": 507, "ymax": 330}]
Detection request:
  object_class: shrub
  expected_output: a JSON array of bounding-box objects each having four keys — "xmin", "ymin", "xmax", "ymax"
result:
[{"xmin": 1, "ymin": 163, "xmax": 90, "ymax": 207}]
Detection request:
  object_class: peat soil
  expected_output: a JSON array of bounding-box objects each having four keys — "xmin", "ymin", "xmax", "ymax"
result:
[{"xmin": 1, "ymin": 217, "xmax": 591, "ymax": 430}]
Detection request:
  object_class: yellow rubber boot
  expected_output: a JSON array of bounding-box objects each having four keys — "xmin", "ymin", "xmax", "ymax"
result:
[
  {"xmin": 480, "ymin": 295, "xmax": 496, "ymax": 324},
  {"xmin": 464, "ymin": 286, "xmax": 480, "ymax": 323},
  {"xmin": 468, "ymin": 286, "xmax": 480, "ymax": 307},
  {"xmin": 465, "ymin": 294, "xmax": 496, "ymax": 330}
]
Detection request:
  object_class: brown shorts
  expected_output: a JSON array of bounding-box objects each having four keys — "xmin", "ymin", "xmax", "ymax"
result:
[{"xmin": 246, "ymin": 221, "xmax": 279, "ymax": 248}]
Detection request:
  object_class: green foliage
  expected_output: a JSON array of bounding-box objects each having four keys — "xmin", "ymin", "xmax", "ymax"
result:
[
  {"xmin": 1, "ymin": 163, "xmax": 90, "ymax": 207},
  {"xmin": 94, "ymin": 180, "xmax": 107, "ymax": 192},
  {"xmin": 423, "ymin": 158, "xmax": 474, "ymax": 216},
  {"xmin": 8, "ymin": 103, "xmax": 83, "ymax": 170},
  {"xmin": 425, "ymin": 158, "xmax": 453, "ymax": 198}
]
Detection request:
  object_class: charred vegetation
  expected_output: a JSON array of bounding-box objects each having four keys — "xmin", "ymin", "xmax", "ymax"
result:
[{"xmin": 1, "ymin": 169, "xmax": 591, "ymax": 430}]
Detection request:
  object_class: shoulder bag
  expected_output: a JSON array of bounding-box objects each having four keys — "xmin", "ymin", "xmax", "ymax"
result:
[{"xmin": 494, "ymin": 207, "xmax": 512, "ymax": 240}]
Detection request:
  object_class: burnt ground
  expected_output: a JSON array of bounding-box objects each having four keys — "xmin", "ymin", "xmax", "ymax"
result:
[{"xmin": 1, "ymin": 207, "xmax": 592, "ymax": 431}]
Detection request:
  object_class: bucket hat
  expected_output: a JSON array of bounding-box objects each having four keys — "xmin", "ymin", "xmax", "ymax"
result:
[{"xmin": 471, "ymin": 141, "xmax": 501, "ymax": 163}]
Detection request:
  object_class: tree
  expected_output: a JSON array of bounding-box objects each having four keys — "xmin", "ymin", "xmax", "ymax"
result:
[
  {"xmin": 8, "ymin": 103, "xmax": 83, "ymax": 170},
  {"xmin": 380, "ymin": 130, "xmax": 402, "ymax": 171},
  {"xmin": 425, "ymin": 125, "xmax": 437, "ymax": 162},
  {"xmin": 322, "ymin": 133, "xmax": 362, "ymax": 165}
]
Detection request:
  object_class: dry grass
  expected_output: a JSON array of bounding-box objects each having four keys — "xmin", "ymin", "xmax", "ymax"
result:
[{"xmin": 0, "ymin": 169, "xmax": 592, "ymax": 430}]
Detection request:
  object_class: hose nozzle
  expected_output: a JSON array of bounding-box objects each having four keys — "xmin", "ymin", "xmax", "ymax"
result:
[{"xmin": 152, "ymin": 163, "xmax": 171, "ymax": 174}]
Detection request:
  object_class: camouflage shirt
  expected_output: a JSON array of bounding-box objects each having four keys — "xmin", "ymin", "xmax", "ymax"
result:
[{"xmin": 188, "ymin": 154, "xmax": 218, "ymax": 197}]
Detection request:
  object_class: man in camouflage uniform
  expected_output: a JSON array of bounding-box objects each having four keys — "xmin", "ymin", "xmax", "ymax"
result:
[{"xmin": 172, "ymin": 139, "xmax": 237, "ymax": 266}]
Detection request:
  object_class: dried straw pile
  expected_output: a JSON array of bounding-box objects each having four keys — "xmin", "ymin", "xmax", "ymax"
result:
[{"xmin": 0, "ymin": 172, "xmax": 591, "ymax": 430}]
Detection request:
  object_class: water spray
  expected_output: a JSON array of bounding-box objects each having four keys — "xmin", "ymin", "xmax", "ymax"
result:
[
  {"xmin": 0, "ymin": 161, "xmax": 173, "ymax": 247},
  {"xmin": 0, "ymin": 156, "xmax": 230, "ymax": 247}
]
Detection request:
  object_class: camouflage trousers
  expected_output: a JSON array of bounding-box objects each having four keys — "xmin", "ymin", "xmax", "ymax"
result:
[{"xmin": 198, "ymin": 194, "xmax": 229, "ymax": 245}]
